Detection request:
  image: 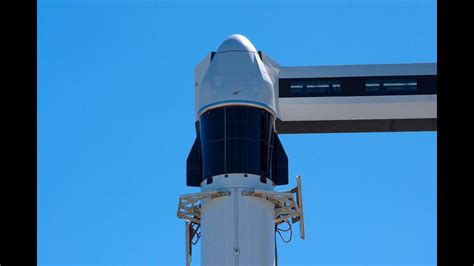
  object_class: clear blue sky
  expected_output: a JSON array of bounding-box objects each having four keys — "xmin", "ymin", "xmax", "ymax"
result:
[{"xmin": 38, "ymin": 0, "xmax": 437, "ymax": 265}]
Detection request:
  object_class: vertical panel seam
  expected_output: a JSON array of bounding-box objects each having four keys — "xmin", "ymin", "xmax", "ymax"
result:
[{"xmin": 234, "ymin": 188, "xmax": 239, "ymax": 266}]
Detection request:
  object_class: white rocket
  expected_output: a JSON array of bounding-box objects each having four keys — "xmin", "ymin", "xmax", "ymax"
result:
[{"xmin": 178, "ymin": 34, "xmax": 304, "ymax": 266}]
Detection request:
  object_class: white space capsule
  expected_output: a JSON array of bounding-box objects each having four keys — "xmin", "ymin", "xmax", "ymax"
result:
[
  {"xmin": 197, "ymin": 34, "xmax": 277, "ymax": 117},
  {"xmin": 187, "ymin": 34, "xmax": 288, "ymax": 188}
]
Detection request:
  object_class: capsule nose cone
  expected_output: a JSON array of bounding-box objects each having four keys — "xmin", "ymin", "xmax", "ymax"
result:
[{"xmin": 216, "ymin": 34, "xmax": 258, "ymax": 53}]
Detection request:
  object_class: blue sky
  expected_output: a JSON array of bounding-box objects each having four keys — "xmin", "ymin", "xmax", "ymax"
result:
[{"xmin": 38, "ymin": 0, "xmax": 437, "ymax": 265}]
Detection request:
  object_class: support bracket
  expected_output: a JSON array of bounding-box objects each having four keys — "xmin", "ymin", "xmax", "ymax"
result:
[
  {"xmin": 177, "ymin": 190, "xmax": 231, "ymax": 266},
  {"xmin": 242, "ymin": 175, "xmax": 305, "ymax": 240},
  {"xmin": 177, "ymin": 190, "xmax": 231, "ymax": 224}
]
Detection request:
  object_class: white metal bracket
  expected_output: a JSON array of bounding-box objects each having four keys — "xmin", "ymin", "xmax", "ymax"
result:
[
  {"xmin": 177, "ymin": 190, "xmax": 231, "ymax": 266},
  {"xmin": 177, "ymin": 190, "xmax": 231, "ymax": 224},
  {"xmin": 242, "ymin": 175, "xmax": 305, "ymax": 240}
]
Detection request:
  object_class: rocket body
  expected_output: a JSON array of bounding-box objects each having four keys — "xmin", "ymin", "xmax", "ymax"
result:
[{"xmin": 200, "ymin": 174, "xmax": 275, "ymax": 266}]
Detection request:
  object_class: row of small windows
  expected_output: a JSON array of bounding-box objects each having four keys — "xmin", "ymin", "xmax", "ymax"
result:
[
  {"xmin": 289, "ymin": 79, "xmax": 418, "ymax": 96},
  {"xmin": 280, "ymin": 75, "xmax": 436, "ymax": 97},
  {"xmin": 289, "ymin": 81, "xmax": 341, "ymax": 96},
  {"xmin": 365, "ymin": 79, "xmax": 418, "ymax": 94}
]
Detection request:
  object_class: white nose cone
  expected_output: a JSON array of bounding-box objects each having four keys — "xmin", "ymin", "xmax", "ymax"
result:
[
  {"xmin": 197, "ymin": 34, "xmax": 277, "ymax": 117},
  {"xmin": 217, "ymin": 34, "xmax": 258, "ymax": 53}
]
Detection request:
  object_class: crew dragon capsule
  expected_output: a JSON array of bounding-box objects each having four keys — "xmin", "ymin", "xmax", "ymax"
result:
[{"xmin": 186, "ymin": 34, "xmax": 288, "ymax": 187}]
